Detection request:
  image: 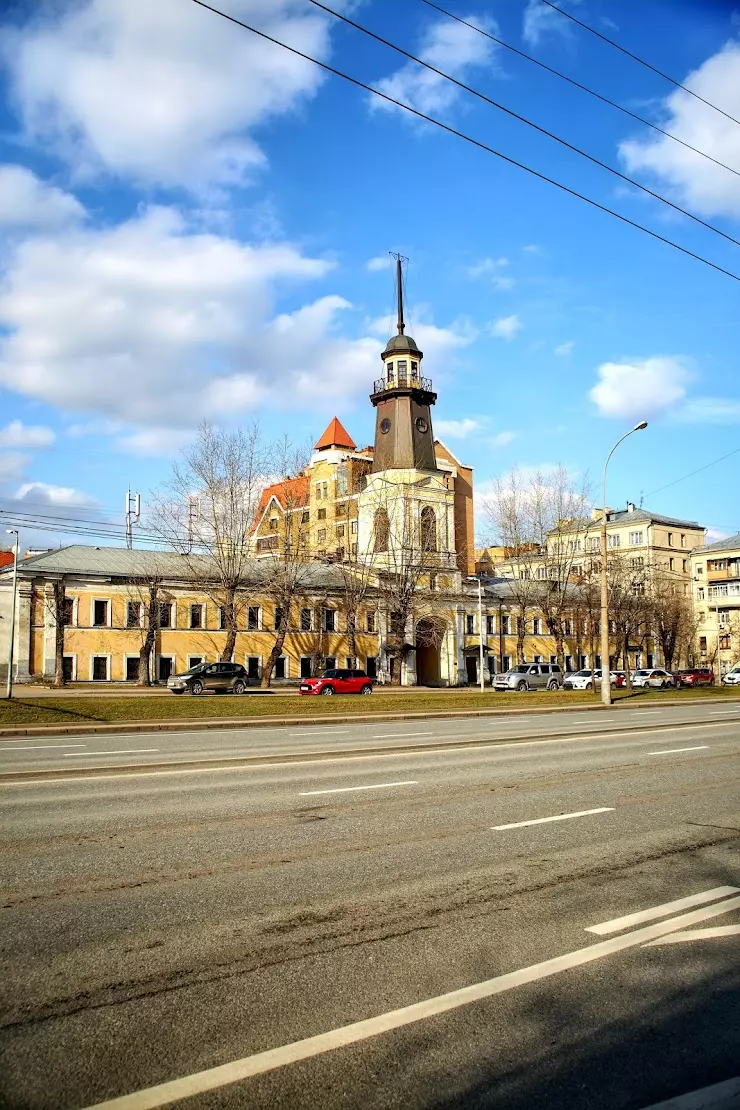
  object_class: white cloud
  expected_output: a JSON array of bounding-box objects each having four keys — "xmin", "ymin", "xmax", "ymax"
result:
[
  {"xmin": 435, "ymin": 417, "xmax": 481, "ymax": 438},
  {"xmin": 14, "ymin": 481, "xmax": 97, "ymax": 508},
  {"xmin": 523, "ymin": 0, "xmax": 579, "ymax": 47},
  {"xmin": 116, "ymin": 428, "xmax": 197, "ymax": 457},
  {"xmin": 522, "ymin": 243, "xmax": 541, "ymax": 253},
  {"xmin": 468, "ymin": 256, "xmax": 515, "ymax": 290},
  {"xmin": 555, "ymin": 340, "xmax": 575, "ymax": 356},
  {"xmin": 0, "ymin": 452, "xmax": 29, "ymax": 483},
  {"xmin": 705, "ymin": 526, "xmax": 729, "ymax": 544},
  {"xmin": 589, "ymin": 355, "xmax": 690, "ymax": 419},
  {"xmin": 619, "ymin": 42, "xmax": 740, "ymax": 218},
  {"xmin": 489, "ymin": 314, "xmax": 522, "ymax": 340},
  {"xmin": 0, "ymin": 165, "xmax": 85, "ymax": 229},
  {"xmin": 490, "ymin": 430, "xmax": 517, "ymax": 447},
  {"xmin": 366, "ymin": 255, "xmax": 392, "ymax": 272},
  {"xmin": 672, "ymin": 396, "xmax": 740, "ymax": 423},
  {"xmin": 2, "ymin": 0, "xmax": 340, "ymax": 193},
  {"xmin": 0, "ymin": 205, "xmax": 389, "ymax": 425},
  {"xmin": 373, "ymin": 12, "xmax": 497, "ymax": 118},
  {"xmin": 367, "ymin": 311, "xmax": 477, "ymax": 370},
  {"xmin": 0, "ymin": 420, "xmax": 55, "ymax": 448}
]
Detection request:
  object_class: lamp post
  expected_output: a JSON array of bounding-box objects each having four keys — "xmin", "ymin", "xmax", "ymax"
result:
[
  {"xmin": 467, "ymin": 575, "xmax": 485, "ymax": 692},
  {"xmin": 5, "ymin": 529, "xmax": 19, "ymax": 699},
  {"xmin": 600, "ymin": 423, "xmax": 648, "ymax": 706}
]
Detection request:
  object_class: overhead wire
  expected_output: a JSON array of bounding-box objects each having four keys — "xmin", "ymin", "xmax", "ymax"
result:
[
  {"xmin": 539, "ymin": 0, "xmax": 740, "ymax": 129},
  {"xmin": 188, "ymin": 0, "xmax": 740, "ymax": 284},
  {"xmin": 644, "ymin": 444, "xmax": 740, "ymax": 499},
  {"xmin": 306, "ymin": 0, "xmax": 740, "ymax": 251},
  {"xmin": 417, "ymin": 0, "xmax": 740, "ymax": 181}
]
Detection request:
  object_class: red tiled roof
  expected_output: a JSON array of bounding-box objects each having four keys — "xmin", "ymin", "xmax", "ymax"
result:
[
  {"xmin": 314, "ymin": 417, "xmax": 356, "ymax": 451},
  {"xmin": 253, "ymin": 474, "xmax": 310, "ymax": 528},
  {"xmin": 0, "ymin": 551, "xmax": 14, "ymax": 568}
]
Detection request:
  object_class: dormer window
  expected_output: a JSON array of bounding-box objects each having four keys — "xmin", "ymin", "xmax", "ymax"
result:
[
  {"xmin": 411, "ymin": 360, "xmax": 418, "ymax": 380},
  {"xmin": 386, "ymin": 362, "xmax": 394, "ymax": 384}
]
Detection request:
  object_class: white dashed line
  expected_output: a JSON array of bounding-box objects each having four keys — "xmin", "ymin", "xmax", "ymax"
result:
[
  {"xmin": 299, "ymin": 780, "xmax": 418, "ymax": 796},
  {"xmin": 648, "ymin": 745, "xmax": 709, "ymax": 756},
  {"xmin": 492, "ymin": 807, "xmax": 614, "ymax": 831}
]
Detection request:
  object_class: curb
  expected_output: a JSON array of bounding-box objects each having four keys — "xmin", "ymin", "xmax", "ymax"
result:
[
  {"xmin": 1, "ymin": 712, "xmax": 737, "ymax": 783},
  {"xmin": 1, "ymin": 696, "xmax": 738, "ymax": 741}
]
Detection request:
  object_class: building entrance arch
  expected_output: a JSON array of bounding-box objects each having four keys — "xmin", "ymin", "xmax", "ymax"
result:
[{"xmin": 415, "ymin": 617, "xmax": 447, "ymax": 686}]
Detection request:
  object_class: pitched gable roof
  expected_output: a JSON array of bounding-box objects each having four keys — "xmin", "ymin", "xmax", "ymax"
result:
[
  {"xmin": 314, "ymin": 417, "xmax": 356, "ymax": 451},
  {"xmin": 253, "ymin": 474, "xmax": 310, "ymax": 529}
]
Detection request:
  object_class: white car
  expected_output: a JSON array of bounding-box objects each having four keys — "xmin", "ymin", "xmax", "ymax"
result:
[
  {"xmin": 722, "ymin": 664, "xmax": 740, "ymax": 686},
  {"xmin": 632, "ymin": 668, "xmax": 675, "ymax": 689},
  {"xmin": 563, "ymin": 668, "xmax": 621, "ymax": 690}
]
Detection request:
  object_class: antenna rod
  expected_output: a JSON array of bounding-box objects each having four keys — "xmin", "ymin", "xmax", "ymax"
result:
[{"xmin": 396, "ymin": 256, "xmax": 404, "ymax": 335}]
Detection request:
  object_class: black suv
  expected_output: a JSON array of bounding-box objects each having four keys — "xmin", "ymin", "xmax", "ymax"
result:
[{"xmin": 167, "ymin": 662, "xmax": 248, "ymax": 695}]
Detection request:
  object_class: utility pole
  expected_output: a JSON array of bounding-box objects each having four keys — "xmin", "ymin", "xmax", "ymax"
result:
[
  {"xmin": 5, "ymin": 529, "xmax": 19, "ymax": 699},
  {"xmin": 467, "ymin": 575, "xmax": 485, "ymax": 691},
  {"xmin": 125, "ymin": 490, "xmax": 141, "ymax": 549}
]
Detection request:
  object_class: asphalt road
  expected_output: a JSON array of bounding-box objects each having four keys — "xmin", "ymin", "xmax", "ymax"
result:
[{"xmin": 1, "ymin": 703, "xmax": 739, "ymax": 1110}]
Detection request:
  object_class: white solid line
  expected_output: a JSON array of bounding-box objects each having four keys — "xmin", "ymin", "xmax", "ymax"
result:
[
  {"xmin": 371, "ymin": 732, "xmax": 434, "ymax": 739},
  {"xmin": 586, "ymin": 886, "xmax": 739, "ymax": 935},
  {"xmin": 643, "ymin": 924, "xmax": 740, "ymax": 946},
  {"xmin": 63, "ymin": 749, "xmax": 160, "ymax": 757},
  {"xmin": 648, "ymin": 745, "xmax": 709, "ymax": 755},
  {"xmin": 636, "ymin": 1076, "xmax": 740, "ymax": 1110},
  {"xmin": 492, "ymin": 807, "xmax": 614, "ymax": 831},
  {"xmin": 0, "ymin": 744, "xmax": 87, "ymax": 751},
  {"xmin": 80, "ymin": 894, "xmax": 740, "ymax": 1110},
  {"xmin": 298, "ymin": 780, "xmax": 418, "ymax": 796}
]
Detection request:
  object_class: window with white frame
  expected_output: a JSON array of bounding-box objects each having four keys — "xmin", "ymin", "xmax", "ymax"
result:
[
  {"xmin": 127, "ymin": 601, "xmax": 142, "ymax": 628},
  {"xmin": 189, "ymin": 603, "xmax": 204, "ymax": 629},
  {"xmin": 466, "ymin": 613, "xmax": 475, "ymax": 635},
  {"xmin": 532, "ymin": 617, "xmax": 542, "ymax": 635},
  {"xmin": 92, "ymin": 599, "xmax": 110, "ymax": 627},
  {"xmin": 366, "ymin": 611, "xmax": 376, "ymax": 634},
  {"xmin": 323, "ymin": 608, "xmax": 337, "ymax": 632},
  {"xmin": 486, "ymin": 615, "xmax": 495, "ymax": 636},
  {"xmin": 300, "ymin": 607, "xmax": 312, "ymax": 632},
  {"xmin": 629, "ymin": 531, "xmax": 643, "ymax": 545},
  {"xmin": 91, "ymin": 655, "xmax": 109, "ymax": 681},
  {"xmin": 607, "ymin": 534, "xmax": 620, "ymax": 548}
]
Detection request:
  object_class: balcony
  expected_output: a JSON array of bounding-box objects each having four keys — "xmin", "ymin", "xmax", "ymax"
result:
[
  {"xmin": 373, "ymin": 375, "xmax": 433, "ymax": 394},
  {"xmin": 708, "ymin": 583, "xmax": 740, "ymax": 599}
]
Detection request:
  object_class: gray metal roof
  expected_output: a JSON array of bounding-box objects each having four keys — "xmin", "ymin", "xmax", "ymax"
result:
[
  {"xmin": 691, "ymin": 532, "xmax": 740, "ymax": 555},
  {"xmin": 558, "ymin": 506, "xmax": 703, "ymax": 533},
  {"xmin": 383, "ymin": 333, "xmax": 423, "ymax": 356}
]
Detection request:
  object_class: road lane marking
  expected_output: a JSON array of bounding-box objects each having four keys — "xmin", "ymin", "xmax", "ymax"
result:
[
  {"xmin": 492, "ymin": 807, "xmax": 614, "ymax": 831},
  {"xmin": 644, "ymin": 924, "xmax": 740, "ymax": 946},
  {"xmin": 299, "ymin": 780, "xmax": 418, "ymax": 796},
  {"xmin": 80, "ymin": 893, "xmax": 740, "ymax": 1110},
  {"xmin": 371, "ymin": 732, "xmax": 434, "ymax": 739},
  {"xmin": 62, "ymin": 749, "xmax": 160, "ymax": 757},
  {"xmin": 648, "ymin": 745, "xmax": 709, "ymax": 755},
  {"xmin": 0, "ymin": 744, "xmax": 87, "ymax": 750},
  {"xmin": 586, "ymin": 886, "xmax": 739, "ymax": 935}
]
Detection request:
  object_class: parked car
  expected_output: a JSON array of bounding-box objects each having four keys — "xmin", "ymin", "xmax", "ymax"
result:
[
  {"xmin": 493, "ymin": 663, "xmax": 562, "ymax": 692},
  {"xmin": 632, "ymin": 668, "xmax": 675, "ymax": 689},
  {"xmin": 722, "ymin": 664, "xmax": 740, "ymax": 686},
  {"xmin": 299, "ymin": 668, "xmax": 373, "ymax": 696},
  {"xmin": 672, "ymin": 667, "xmax": 714, "ymax": 687},
  {"xmin": 167, "ymin": 661, "xmax": 248, "ymax": 695},
  {"xmin": 563, "ymin": 668, "xmax": 622, "ymax": 691}
]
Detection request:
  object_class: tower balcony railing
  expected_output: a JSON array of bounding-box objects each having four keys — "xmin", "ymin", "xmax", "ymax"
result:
[{"xmin": 373, "ymin": 374, "xmax": 433, "ymax": 393}]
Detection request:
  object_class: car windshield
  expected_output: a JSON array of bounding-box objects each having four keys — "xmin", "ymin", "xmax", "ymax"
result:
[
  {"xmin": 321, "ymin": 670, "xmax": 339, "ymax": 678},
  {"xmin": 636, "ymin": 670, "xmax": 650, "ymax": 676},
  {"xmin": 573, "ymin": 670, "xmax": 592, "ymax": 677},
  {"xmin": 184, "ymin": 663, "xmax": 207, "ymax": 675},
  {"xmin": 512, "ymin": 665, "xmax": 530, "ymax": 674}
]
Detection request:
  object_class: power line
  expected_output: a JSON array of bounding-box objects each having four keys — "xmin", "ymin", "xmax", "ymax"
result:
[
  {"xmin": 307, "ymin": 0, "xmax": 740, "ymax": 251},
  {"xmin": 188, "ymin": 0, "xmax": 740, "ymax": 284},
  {"xmin": 644, "ymin": 444, "xmax": 740, "ymax": 498},
  {"xmin": 418, "ymin": 0, "xmax": 740, "ymax": 182},
  {"xmin": 539, "ymin": 0, "xmax": 740, "ymax": 129}
]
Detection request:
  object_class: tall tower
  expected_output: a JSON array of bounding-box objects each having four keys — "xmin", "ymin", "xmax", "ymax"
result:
[{"xmin": 370, "ymin": 256, "xmax": 439, "ymax": 474}]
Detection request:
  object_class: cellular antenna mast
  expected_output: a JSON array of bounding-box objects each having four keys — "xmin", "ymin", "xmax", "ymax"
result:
[{"xmin": 390, "ymin": 252, "xmax": 408, "ymax": 336}]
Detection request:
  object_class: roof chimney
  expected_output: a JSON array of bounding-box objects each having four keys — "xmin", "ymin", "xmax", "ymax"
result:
[{"xmin": 627, "ymin": 501, "xmax": 635, "ymax": 513}]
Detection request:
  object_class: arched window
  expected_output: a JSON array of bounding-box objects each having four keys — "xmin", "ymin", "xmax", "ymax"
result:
[
  {"xmin": 420, "ymin": 505, "xmax": 437, "ymax": 552},
  {"xmin": 373, "ymin": 508, "xmax": 390, "ymax": 553}
]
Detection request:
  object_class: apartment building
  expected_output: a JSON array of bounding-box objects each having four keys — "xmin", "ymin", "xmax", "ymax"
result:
[{"xmin": 691, "ymin": 533, "xmax": 740, "ymax": 676}]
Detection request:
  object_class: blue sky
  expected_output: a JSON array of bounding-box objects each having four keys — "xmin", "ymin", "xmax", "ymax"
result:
[{"xmin": 0, "ymin": 0, "xmax": 739, "ymax": 550}]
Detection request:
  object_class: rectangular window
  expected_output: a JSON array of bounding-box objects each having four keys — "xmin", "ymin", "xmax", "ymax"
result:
[
  {"xmin": 300, "ymin": 656, "xmax": 312, "ymax": 678},
  {"xmin": 300, "ymin": 608, "xmax": 312, "ymax": 632},
  {"xmin": 218, "ymin": 606, "xmax": 227, "ymax": 630},
  {"xmin": 699, "ymin": 636, "xmax": 707, "ymax": 652},
  {"xmin": 247, "ymin": 656, "xmax": 260, "ymax": 680},
  {"xmin": 501, "ymin": 654, "xmax": 511, "ymax": 672},
  {"xmin": 247, "ymin": 606, "xmax": 260, "ymax": 631},
  {"xmin": 317, "ymin": 528, "xmax": 327, "ymax": 543},
  {"xmin": 466, "ymin": 614, "xmax": 475, "ymax": 635},
  {"xmin": 366, "ymin": 656, "xmax": 378, "ymax": 679},
  {"xmin": 680, "ymin": 533, "xmax": 686, "ymax": 547},
  {"xmin": 274, "ymin": 606, "xmax": 284, "ymax": 631},
  {"xmin": 589, "ymin": 537, "xmax": 600, "ymax": 552},
  {"xmin": 158, "ymin": 656, "xmax": 174, "ymax": 682},
  {"xmin": 682, "ymin": 559, "xmax": 687, "ymax": 573},
  {"xmin": 62, "ymin": 597, "xmax": 75, "ymax": 626},
  {"xmin": 669, "ymin": 557, "xmax": 675, "ymax": 571},
  {"xmin": 92, "ymin": 655, "xmax": 109, "ymax": 681},
  {"xmin": 630, "ymin": 557, "xmax": 644, "ymax": 569},
  {"xmin": 487, "ymin": 656, "xmax": 497, "ymax": 677},
  {"xmin": 668, "ymin": 532, "xmax": 674, "ymax": 546},
  {"xmin": 351, "ymin": 543, "xmax": 358, "ymax": 556},
  {"xmin": 189, "ymin": 604, "xmax": 203, "ymax": 629},
  {"xmin": 335, "ymin": 502, "xmax": 347, "ymax": 518},
  {"xmin": 336, "ymin": 525, "xmax": 345, "ymax": 539},
  {"xmin": 187, "ymin": 655, "xmax": 203, "ymax": 669},
  {"xmin": 301, "ymin": 510, "xmax": 310, "ymax": 524},
  {"xmin": 697, "ymin": 587, "xmax": 705, "ymax": 599},
  {"xmin": 387, "ymin": 363, "xmax": 394, "ymax": 384},
  {"xmin": 125, "ymin": 657, "xmax": 138, "ymax": 682},
  {"xmin": 324, "ymin": 656, "xmax": 336, "ymax": 671},
  {"xmin": 564, "ymin": 618, "xmax": 573, "ymax": 635},
  {"xmin": 317, "ymin": 507, "xmax": 326, "ymax": 520},
  {"xmin": 323, "ymin": 608, "xmax": 336, "ymax": 632},
  {"xmin": 486, "ymin": 615, "xmax": 495, "ymax": 636},
  {"xmin": 629, "ymin": 531, "xmax": 644, "ymax": 545},
  {"xmin": 564, "ymin": 654, "xmax": 573, "ymax": 673},
  {"xmin": 534, "ymin": 655, "xmax": 543, "ymax": 664},
  {"xmin": 501, "ymin": 615, "xmax": 511, "ymax": 635},
  {"xmin": 607, "ymin": 534, "xmax": 620, "ymax": 548},
  {"xmin": 532, "ymin": 617, "xmax": 541, "ymax": 635},
  {"xmin": 159, "ymin": 602, "xmax": 172, "ymax": 628},
  {"xmin": 126, "ymin": 601, "xmax": 142, "ymax": 628},
  {"xmin": 410, "ymin": 360, "xmax": 418, "ymax": 380},
  {"xmin": 336, "ymin": 468, "xmax": 348, "ymax": 496},
  {"xmin": 397, "ymin": 359, "xmax": 408, "ymax": 381},
  {"xmin": 696, "ymin": 564, "xmax": 704, "ymax": 575},
  {"xmin": 550, "ymin": 655, "xmax": 557, "ymax": 665},
  {"xmin": 366, "ymin": 611, "xmax": 376, "ymax": 634},
  {"xmin": 93, "ymin": 599, "xmax": 109, "ymax": 627},
  {"xmin": 275, "ymin": 656, "xmax": 286, "ymax": 680},
  {"xmin": 351, "ymin": 520, "xmax": 358, "ymax": 534}
]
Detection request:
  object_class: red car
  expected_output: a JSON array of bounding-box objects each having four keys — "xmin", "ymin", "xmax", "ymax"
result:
[
  {"xmin": 299, "ymin": 668, "xmax": 374, "ymax": 696},
  {"xmin": 672, "ymin": 667, "xmax": 714, "ymax": 687}
]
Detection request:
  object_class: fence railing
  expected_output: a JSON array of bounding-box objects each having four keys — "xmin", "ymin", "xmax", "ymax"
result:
[{"xmin": 373, "ymin": 376, "xmax": 433, "ymax": 393}]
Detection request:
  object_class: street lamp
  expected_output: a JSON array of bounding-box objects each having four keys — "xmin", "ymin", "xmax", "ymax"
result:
[
  {"xmin": 466, "ymin": 575, "xmax": 485, "ymax": 692},
  {"xmin": 5, "ymin": 529, "xmax": 19, "ymax": 700},
  {"xmin": 600, "ymin": 422, "xmax": 648, "ymax": 706}
]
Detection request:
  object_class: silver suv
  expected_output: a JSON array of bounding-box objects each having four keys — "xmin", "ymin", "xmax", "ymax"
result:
[{"xmin": 493, "ymin": 663, "xmax": 563, "ymax": 692}]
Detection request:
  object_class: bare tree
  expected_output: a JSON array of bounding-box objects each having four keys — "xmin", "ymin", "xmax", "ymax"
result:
[
  {"xmin": 650, "ymin": 564, "xmax": 697, "ymax": 670},
  {"xmin": 43, "ymin": 577, "xmax": 70, "ymax": 688},
  {"xmin": 123, "ymin": 575, "xmax": 164, "ymax": 685},
  {"xmin": 152, "ymin": 422, "xmax": 271, "ymax": 662}
]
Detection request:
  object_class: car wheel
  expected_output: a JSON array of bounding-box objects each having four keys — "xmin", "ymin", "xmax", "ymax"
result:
[
  {"xmin": 516, "ymin": 681, "xmax": 527, "ymax": 693},
  {"xmin": 190, "ymin": 680, "xmax": 204, "ymax": 696},
  {"xmin": 321, "ymin": 685, "xmax": 335, "ymax": 696},
  {"xmin": 547, "ymin": 680, "xmax": 558, "ymax": 691},
  {"xmin": 360, "ymin": 684, "xmax": 373, "ymax": 695},
  {"xmin": 233, "ymin": 680, "xmax": 246, "ymax": 695},
  {"xmin": 586, "ymin": 681, "xmax": 593, "ymax": 691}
]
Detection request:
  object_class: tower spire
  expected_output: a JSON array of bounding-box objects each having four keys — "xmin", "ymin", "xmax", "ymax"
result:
[{"xmin": 391, "ymin": 252, "xmax": 407, "ymax": 336}]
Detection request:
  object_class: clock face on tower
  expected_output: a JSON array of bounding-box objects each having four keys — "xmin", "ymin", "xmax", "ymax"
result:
[
  {"xmin": 415, "ymin": 416, "xmax": 428, "ymax": 433},
  {"xmin": 380, "ymin": 418, "xmax": 392, "ymax": 434}
]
